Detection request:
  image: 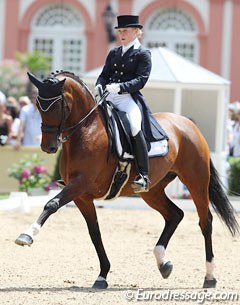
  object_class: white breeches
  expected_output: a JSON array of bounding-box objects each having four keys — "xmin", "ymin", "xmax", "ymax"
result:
[{"xmin": 107, "ymin": 93, "xmax": 142, "ymax": 136}]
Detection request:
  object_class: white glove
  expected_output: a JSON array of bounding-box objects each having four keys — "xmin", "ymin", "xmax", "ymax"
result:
[
  {"xmin": 106, "ymin": 83, "xmax": 120, "ymax": 94},
  {"xmin": 94, "ymin": 84, "xmax": 103, "ymax": 97}
]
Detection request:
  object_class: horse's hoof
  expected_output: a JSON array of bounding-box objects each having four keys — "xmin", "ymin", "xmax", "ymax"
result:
[
  {"xmin": 15, "ymin": 233, "xmax": 33, "ymax": 246},
  {"xmin": 203, "ymin": 277, "xmax": 217, "ymax": 288},
  {"xmin": 92, "ymin": 279, "xmax": 108, "ymax": 289},
  {"xmin": 159, "ymin": 261, "xmax": 173, "ymax": 279}
]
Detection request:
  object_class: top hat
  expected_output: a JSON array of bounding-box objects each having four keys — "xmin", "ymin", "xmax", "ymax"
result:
[{"xmin": 114, "ymin": 15, "xmax": 143, "ymax": 29}]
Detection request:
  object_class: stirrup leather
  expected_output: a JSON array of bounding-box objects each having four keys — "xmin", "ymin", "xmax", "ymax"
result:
[{"xmin": 131, "ymin": 174, "xmax": 149, "ymax": 193}]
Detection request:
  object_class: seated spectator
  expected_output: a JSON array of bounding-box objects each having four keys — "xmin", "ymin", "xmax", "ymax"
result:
[
  {"xmin": 18, "ymin": 96, "xmax": 31, "ymax": 109},
  {"xmin": 0, "ymin": 91, "xmax": 12, "ymax": 145},
  {"xmin": 6, "ymin": 103, "xmax": 20, "ymax": 146},
  {"xmin": 15, "ymin": 91, "xmax": 42, "ymax": 148}
]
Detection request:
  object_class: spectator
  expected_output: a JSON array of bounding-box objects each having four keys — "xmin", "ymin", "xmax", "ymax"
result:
[
  {"xmin": 0, "ymin": 91, "xmax": 12, "ymax": 145},
  {"xmin": 227, "ymin": 103, "xmax": 237, "ymax": 156},
  {"xmin": 15, "ymin": 91, "xmax": 42, "ymax": 148},
  {"xmin": 18, "ymin": 96, "xmax": 31, "ymax": 109},
  {"xmin": 6, "ymin": 103, "xmax": 20, "ymax": 146},
  {"xmin": 230, "ymin": 103, "xmax": 240, "ymax": 157},
  {"xmin": 7, "ymin": 96, "xmax": 18, "ymax": 107}
]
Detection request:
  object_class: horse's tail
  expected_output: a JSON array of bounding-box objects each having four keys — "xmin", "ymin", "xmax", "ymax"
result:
[{"xmin": 209, "ymin": 159, "xmax": 239, "ymax": 236}]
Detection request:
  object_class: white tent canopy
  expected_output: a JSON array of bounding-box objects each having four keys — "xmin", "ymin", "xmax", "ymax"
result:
[
  {"xmin": 148, "ymin": 48, "xmax": 230, "ymax": 162},
  {"xmin": 83, "ymin": 47, "xmax": 230, "ymax": 177},
  {"xmin": 149, "ymin": 47, "xmax": 229, "ymax": 85}
]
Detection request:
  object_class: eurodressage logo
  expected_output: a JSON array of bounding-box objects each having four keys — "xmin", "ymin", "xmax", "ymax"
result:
[{"xmin": 124, "ymin": 289, "xmax": 239, "ymax": 303}]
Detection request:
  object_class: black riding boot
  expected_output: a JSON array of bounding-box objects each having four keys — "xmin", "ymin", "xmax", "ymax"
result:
[{"xmin": 131, "ymin": 131, "xmax": 149, "ymax": 193}]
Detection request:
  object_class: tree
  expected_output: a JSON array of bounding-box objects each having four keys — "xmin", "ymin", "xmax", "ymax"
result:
[
  {"xmin": 0, "ymin": 59, "xmax": 28, "ymax": 98},
  {"xmin": 16, "ymin": 50, "xmax": 51, "ymax": 75},
  {"xmin": 16, "ymin": 50, "xmax": 51, "ymax": 95}
]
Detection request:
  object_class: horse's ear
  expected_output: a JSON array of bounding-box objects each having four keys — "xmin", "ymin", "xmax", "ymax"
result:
[
  {"xmin": 27, "ymin": 72, "xmax": 43, "ymax": 89},
  {"xmin": 51, "ymin": 78, "xmax": 66, "ymax": 96},
  {"xmin": 56, "ymin": 78, "xmax": 66, "ymax": 88}
]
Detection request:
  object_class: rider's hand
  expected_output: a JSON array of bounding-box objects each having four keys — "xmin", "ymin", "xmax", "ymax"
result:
[
  {"xmin": 94, "ymin": 84, "xmax": 103, "ymax": 97},
  {"xmin": 106, "ymin": 83, "xmax": 120, "ymax": 94}
]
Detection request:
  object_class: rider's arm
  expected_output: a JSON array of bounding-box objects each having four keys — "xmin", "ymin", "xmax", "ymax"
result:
[{"xmin": 96, "ymin": 50, "xmax": 114, "ymax": 88}]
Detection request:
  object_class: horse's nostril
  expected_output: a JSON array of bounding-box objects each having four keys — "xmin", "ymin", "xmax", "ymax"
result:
[
  {"xmin": 50, "ymin": 147, "xmax": 57, "ymax": 153},
  {"xmin": 41, "ymin": 145, "xmax": 57, "ymax": 154}
]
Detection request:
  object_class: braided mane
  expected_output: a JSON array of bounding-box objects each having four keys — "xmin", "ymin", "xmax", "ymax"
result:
[{"xmin": 48, "ymin": 70, "xmax": 95, "ymax": 100}]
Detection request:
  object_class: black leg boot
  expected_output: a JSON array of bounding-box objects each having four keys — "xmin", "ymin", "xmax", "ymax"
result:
[{"xmin": 130, "ymin": 131, "xmax": 149, "ymax": 193}]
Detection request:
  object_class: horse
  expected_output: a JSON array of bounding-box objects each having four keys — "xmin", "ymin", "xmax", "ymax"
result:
[{"xmin": 15, "ymin": 71, "xmax": 239, "ymax": 290}]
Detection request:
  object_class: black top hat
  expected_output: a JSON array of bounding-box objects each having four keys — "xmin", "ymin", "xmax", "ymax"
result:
[{"xmin": 114, "ymin": 15, "xmax": 143, "ymax": 29}]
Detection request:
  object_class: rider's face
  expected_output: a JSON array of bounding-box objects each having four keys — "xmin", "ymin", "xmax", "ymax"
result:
[{"xmin": 117, "ymin": 27, "xmax": 138, "ymax": 46}]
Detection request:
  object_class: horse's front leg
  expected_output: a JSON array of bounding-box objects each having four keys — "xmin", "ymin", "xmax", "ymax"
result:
[
  {"xmin": 75, "ymin": 197, "xmax": 110, "ymax": 289},
  {"xmin": 15, "ymin": 181, "xmax": 82, "ymax": 246}
]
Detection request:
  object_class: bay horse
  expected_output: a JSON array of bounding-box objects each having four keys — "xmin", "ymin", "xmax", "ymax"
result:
[{"xmin": 15, "ymin": 71, "xmax": 239, "ymax": 289}]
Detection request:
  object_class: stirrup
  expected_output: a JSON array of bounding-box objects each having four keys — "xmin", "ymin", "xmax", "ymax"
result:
[{"xmin": 131, "ymin": 174, "xmax": 149, "ymax": 193}]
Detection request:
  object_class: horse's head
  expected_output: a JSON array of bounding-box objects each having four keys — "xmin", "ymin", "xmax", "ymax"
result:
[{"xmin": 28, "ymin": 72, "xmax": 68, "ymax": 153}]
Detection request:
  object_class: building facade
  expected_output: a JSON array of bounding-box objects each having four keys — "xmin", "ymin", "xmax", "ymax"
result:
[{"xmin": 0, "ymin": 0, "xmax": 239, "ymax": 101}]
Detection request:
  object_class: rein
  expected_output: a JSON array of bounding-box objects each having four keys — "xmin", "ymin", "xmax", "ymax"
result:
[{"xmin": 37, "ymin": 91, "xmax": 109, "ymax": 144}]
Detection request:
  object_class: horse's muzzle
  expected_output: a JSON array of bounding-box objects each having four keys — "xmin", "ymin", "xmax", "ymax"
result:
[{"xmin": 41, "ymin": 143, "xmax": 58, "ymax": 154}]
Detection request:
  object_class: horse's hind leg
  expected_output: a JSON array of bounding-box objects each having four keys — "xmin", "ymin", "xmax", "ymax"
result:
[
  {"xmin": 181, "ymin": 175, "xmax": 217, "ymax": 288},
  {"xmin": 141, "ymin": 176, "xmax": 184, "ymax": 279},
  {"xmin": 194, "ymin": 198, "xmax": 216, "ymax": 288},
  {"xmin": 200, "ymin": 209, "xmax": 217, "ymax": 288}
]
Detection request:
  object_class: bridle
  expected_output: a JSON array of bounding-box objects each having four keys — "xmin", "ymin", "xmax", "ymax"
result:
[
  {"xmin": 36, "ymin": 94, "xmax": 67, "ymax": 141},
  {"xmin": 36, "ymin": 91, "xmax": 109, "ymax": 145}
]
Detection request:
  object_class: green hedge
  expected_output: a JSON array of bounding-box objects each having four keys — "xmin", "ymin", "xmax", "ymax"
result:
[
  {"xmin": 52, "ymin": 149, "xmax": 62, "ymax": 182},
  {"xmin": 228, "ymin": 157, "xmax": 240, "ymax": 196}
]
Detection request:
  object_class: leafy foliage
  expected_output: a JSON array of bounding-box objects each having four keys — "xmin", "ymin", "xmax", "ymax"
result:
[
  {"xmin": 228, "ymin": 157, "xmax": 240, "ymax": 196},
  {"xmin": 16, "ymin": 50, "xmax": 51, "ymax": 75},
  {"xmin": 0, "ymin": 59, "xmax": 28, "ymax": 98},
  {"xmin": 52, "ymin": 149, "xmax": 62, "ymax": 182},
  {"xmin": 8, "ymin": 154, "xmax": 52, "ymax": 192}
]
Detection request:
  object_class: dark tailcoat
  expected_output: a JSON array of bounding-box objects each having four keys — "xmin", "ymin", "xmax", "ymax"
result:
[{"xmin": 96, "ymin": 45, "xmax": 168, "ymax": 142}]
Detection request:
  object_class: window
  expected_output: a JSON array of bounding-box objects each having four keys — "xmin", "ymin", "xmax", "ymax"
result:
[
  {"xmin": 29, "ymin": 4, "xmax": 85, "ymax": 75},
  {"xmin": 144, "ymin": 8, "xmax": 198, "ymax": 62}
]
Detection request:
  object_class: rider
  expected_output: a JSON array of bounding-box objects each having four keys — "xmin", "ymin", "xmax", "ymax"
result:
[{"xmin": 95, "ymin": 15, "xmax": 164, "ymax": 193}]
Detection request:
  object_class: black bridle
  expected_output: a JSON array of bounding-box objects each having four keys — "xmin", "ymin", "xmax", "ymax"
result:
[
  {"xmin": 36, "ymin": 94, "xmax": 67, "ymax": 138},
  {"xmin": 36, "ymin": 91, "xmax": 109, "ymax": 144}
]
